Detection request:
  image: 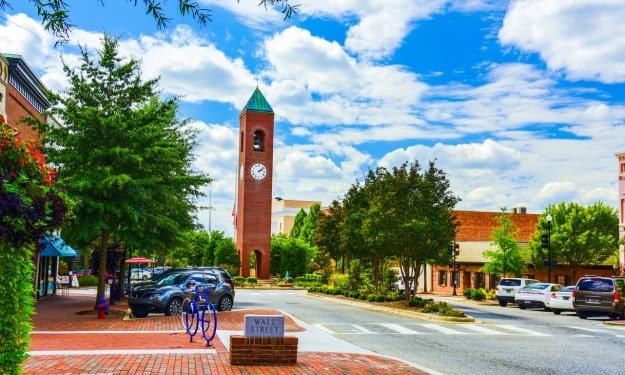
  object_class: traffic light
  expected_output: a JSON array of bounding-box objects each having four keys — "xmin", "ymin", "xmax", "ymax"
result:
[{"xmin": 541, "ymin": 234, "xmax": 549, "ymax": 249}]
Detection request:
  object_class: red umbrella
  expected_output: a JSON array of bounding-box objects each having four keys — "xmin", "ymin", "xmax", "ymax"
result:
[{"xmin": 125, "ymin": 256, "xmax": 156, "ymax": 264}]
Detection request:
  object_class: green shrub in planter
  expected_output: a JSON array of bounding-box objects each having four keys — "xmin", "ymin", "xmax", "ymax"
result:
[
  {"xmin": 376, "ymin": 295, "xmax": 386, "ymax": 302},
  {"xmin": 77, "ymin": 275, "xmax": 98, "ymax": 287},
  {"xmin": 463, "ymin": 288, "xmax": 474, "ymax": 298},
  {"xmin": 367, "ymin": 294, "xmax": 377, "ymax": 302},
  {"xmin": 472, "ymin": 288, "xmax": 486, "ymax": 301},
  {"xmin": 233, "ymin": 276, "xmax": 245, "ymax": 286},
  {"xmin": 246, "ymin": 277, "xmax": 257, "ymax": 285},
  {"xmin": 360, "ymin": 294, "xmax": 368, "ymax": 300}
]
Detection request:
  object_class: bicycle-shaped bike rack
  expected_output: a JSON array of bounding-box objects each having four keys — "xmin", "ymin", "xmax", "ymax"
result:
[{"xmin": 183, "ymin": 285, "xmax": 218, "ymax": 346}]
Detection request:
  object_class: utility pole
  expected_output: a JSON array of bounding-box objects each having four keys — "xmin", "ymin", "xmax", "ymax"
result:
[{"xmin": 207, "ymin": 190, "xmax": 216, "ymax": 233}]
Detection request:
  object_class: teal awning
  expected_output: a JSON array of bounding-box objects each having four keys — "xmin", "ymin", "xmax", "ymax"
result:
[{"xmin": 40, "ymin": 236, "xmax": 77, "ymax": 257}]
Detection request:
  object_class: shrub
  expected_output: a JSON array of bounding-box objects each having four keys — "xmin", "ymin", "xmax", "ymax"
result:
[
  {"xmin": 367, "ymin": 294, "xmax": 377, "ymax": 302},
  {"xmin": 472, "ymin": 288, "xmax": 486, "ymax": 301},
  {"xmin": 246, "ymin": 277, "xmax": 257, "ymax": 285},
  {"xmin": 233, "ymin": 276, "xmax": 245, "ymax": 286},
  {"xmin": 77, "ymin": 275, "xmax": 98, "ymax": 287},
  {"xmin": 409, "ymin": 297, "xmax": 427, "ymax": 308},
  {"xmin": 330, "ymin": 273, "xmax": 350, "ymax": 291},
  {"xmin": 463, "ymin": 288, "xmax": 474, "ymax": 298},
  {"xmin": 376, "ymin": 295, "xmax": 386, "ymax": 302},
  {"xmin": 360, "ymin": 294, "xmax": 368, "ymax": 300}
]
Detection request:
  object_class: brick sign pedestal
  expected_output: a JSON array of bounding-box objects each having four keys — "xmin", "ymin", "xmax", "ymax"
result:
[{"xmin": 229, "ymin": 314, "xmax": 298, "ymax": 365}]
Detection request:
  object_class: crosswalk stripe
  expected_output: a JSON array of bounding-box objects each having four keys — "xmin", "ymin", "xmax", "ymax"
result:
[
  {"xmin": 496, "ymin": 324, "xmax": 550, "ymax": 336},
  {"xmin": 418, "ymin": 324, "xmax": 467, "ymax": 335},
  {"xmin": 461, "ymin": 324, "xmax": 508, "ymax": 335},
  {"xmin": 352, "ymin": 324, "xmax": 375, "ymax": 333},
  {"xmin": 313, "ymin": 323, "xmax": 337, "ymax": 334},
  {"xmin": 566, "ymin": 326, "xmax": 625, "ymax": 337},
  {"xmin": 378, "ymin": 323, "xmax": 423, "ymax": 334}
]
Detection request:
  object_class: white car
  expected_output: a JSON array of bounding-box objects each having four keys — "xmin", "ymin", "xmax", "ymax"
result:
[
  {"xmin": 495, "ymin": 278, "xmax": 540, "ymax": 307},
  {"xmin": 130, "ymin": 268, "xmax": 152, "ymax": 281},
  {"xmin": 392, "ymin": 275, "xmax": 415, "ymax": 293},
  {"xmin": 515, "ymin": 283, "xmax": 563, "ymax": 310},
  {"xmin": 549, "ymin": 285, "xmax": 576, "ymax": 315}
]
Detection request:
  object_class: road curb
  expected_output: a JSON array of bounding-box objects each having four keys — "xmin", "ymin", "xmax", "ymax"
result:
[{"xmin": 306, "ymin": 293, "xmax": 476, "ymax": 323}]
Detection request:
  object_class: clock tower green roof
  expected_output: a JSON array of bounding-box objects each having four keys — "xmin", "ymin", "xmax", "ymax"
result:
[{"xmin": 241, "ymin": 87, "xmax": 273, "ymax": 113}]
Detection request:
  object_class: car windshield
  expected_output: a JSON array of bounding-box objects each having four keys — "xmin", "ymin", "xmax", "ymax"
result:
[
  {"xmin": 523, "ymin": 283, "xmax": 550, "ymax": 290},
  {"xmin": 561, "ymin": 286, "xmax": 576, "ymax": 292},
  {"xmin": 499, "ymin": 279, "xmax": 521, "ymax": 286},
  {"xmin": 155, "ymin": 272, "xmax": 188, "ymax": 286}
]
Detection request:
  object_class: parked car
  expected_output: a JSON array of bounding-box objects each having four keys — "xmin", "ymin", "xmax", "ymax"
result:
[
  {"xmin": 130, "ymin": 268, "xmax": 152, "ymax": 281},
  {"xmin": 549, "ymin": 285, "xmax": 576, "ymax": 315},
  {"xmin": 150, "ymin": 266, "xmax": 235, "ymax": 292},
  {"xmin": 495, "ymin": 278, "xmax": 541, "ymax": 307},
  {"xmin": 391, "ymin": 275, "xmax": 415, "ymax": 293},
  {"xmin": 514, "ymin": 283, "xmax": 563, "ymax": 310},
  {"xmin": 573, "ymin": 275, "xmax": 625, "ymax": 320},
  {"xmin": 128, "ymin": 270, "xmax": 235, "ymax": 318}
]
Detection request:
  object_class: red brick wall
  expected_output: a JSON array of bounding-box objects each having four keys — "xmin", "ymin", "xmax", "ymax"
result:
[
  {"xmin": 454, "ymin": 210, "xmax": 539, "ymax": 242},
  {"xmin": 6, "ymin": 85, "xmax": 43, "ymax": 142},
  {"xmin": 229, "ymin": 335, "xmax": 298, "ymax": 365}
]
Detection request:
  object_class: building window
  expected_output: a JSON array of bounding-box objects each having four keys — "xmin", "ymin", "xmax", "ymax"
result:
[
  {"xmin": 488, "ymin": 274, "xmax": 499, "ymax": 290},
  {"xmin": 240, "ymin": 131, "xmax": 244, "ymax": 152},
  {"xmin": 556, "ymin": 275, "xmax": 570, "ymax": 285},
  {"xmin": 474, "ymin": 272, "xmax": 485, "ymax": 289},
  {"xmin": 438, "ymin": 270, "xmax": 447, "ymax": 286}
]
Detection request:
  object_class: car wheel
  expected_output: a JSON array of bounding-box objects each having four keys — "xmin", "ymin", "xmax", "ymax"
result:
[
  {"xmin": 131, "ymin": 306, "xmax": 149, "ymax": 318},
  {"xmin": 518, "ymin": 304, "xmax": 526, "ymax": 310},
  {"xmin": 553, "ymin": 310, "xmax": 561, "ymax": 315},
  {"xmin": 217, "ymin": 295, "xmax": 233, "ymax": 311},
  {"xmin": 498, "ymin": 300, "xmax": 508, "ymax": 307},
  {"xmin": 142, "ymin": 275, "xmax": 148, "ymax": 280},
  {"xmin": 578, "ymin": 312, "xmax": 588, "ymax": 319},
  {"xmin": 165, "ymin": 298, "xmax": 183, "ymax": 316},
  {"xmin": 609, "ymin": 313, "xmax": 619, "ymax": 320}
]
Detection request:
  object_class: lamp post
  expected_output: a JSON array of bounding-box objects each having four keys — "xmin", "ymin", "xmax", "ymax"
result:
[
  {"xmin": 452, "ymin": 242, "xmax": 459, "ymax": 296},
  {"xmin": 546, "ymin": 214, "xmax": 553, "ymax": 283}
]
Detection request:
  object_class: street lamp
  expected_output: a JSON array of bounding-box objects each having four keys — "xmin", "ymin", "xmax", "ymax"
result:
[{"xmin": 546, "ymin": 214, "xmax": 553, "ymax": 283}]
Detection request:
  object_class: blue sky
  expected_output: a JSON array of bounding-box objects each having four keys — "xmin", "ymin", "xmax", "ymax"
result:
[{"xmin": 2, "ymin": 0, "xmax": 624, "ymax": 237}]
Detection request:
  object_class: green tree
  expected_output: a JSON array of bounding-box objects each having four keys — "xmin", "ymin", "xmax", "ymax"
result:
[
  {"xmin": 530, "ymin": 202, "xmax": 619, "ymax": 281},
  {"xmin": 370, "ymin": 161, "xmax": 458, "ymax": 299},
  {"xmin": 169, "ymin": 228, "xmax": 211, "ymax": 266},
  {"xmin": 482, "ymin": 208, "xmax": 527, "ymax": 278},
  {"xmin": 0, "ymin": 1, "xmax": 298, "ymax": 44},
  {"xmin": 40, "ymin": 35, "xmax": 210, "ymax": 305},
  {"xmin": 271, "ymin": 234, "xmax": 310, "ymax": 277},
  {"xmin": 213, "ymin": 236, "xmax": 240, "ymax": 276},
  {"xmin": 290, "ymin": 209, "xmax": 307, "ymax": 239},
  {"xmin": 0, "ymin": 118, "xmax": 69, "ymax": 375}
]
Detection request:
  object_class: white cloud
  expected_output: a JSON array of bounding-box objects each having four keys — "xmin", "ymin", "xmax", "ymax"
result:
[
  {"xmin": 499, "ymin": 0, "xmax": 625, "ymax": 83},
  {"xmin": 299, "ymin": 0, "xmax": 445, "ymax": 60}
]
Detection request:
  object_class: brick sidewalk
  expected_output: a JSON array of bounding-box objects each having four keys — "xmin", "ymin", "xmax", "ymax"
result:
[{"xmin": 23, "ymin": 294, "xmax": 429, "ymax": 374}]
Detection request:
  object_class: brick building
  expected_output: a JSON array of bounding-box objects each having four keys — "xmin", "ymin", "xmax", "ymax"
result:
[{"xmin": 430, "ymin": 209, "xmax": 615, "ymax": 294}]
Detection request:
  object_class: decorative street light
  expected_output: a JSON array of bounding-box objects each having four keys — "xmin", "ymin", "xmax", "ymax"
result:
[{"xmin": 546, "ymin": 214, "xmax": 553, "ymax": 283}]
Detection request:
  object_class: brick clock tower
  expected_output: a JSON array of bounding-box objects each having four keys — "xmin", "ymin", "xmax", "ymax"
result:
[{"xmin": 235, "ymin": 88, "xmax": 274, "ymax": 279}]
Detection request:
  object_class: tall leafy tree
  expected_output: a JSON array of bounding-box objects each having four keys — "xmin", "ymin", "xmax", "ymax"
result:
[
  {"xmin": 213, "ymin": 236, "xmax": 240, "ymax": 276},
  {"xmin": 0, "ymin": 1, "xmax": 298, "ymax": 44},
  {"xmin": 530, "ymin": 202, "xmax": 618, "ymax": 280},
  {"xmin": 41, "ymin": 35, "xmax": 210, "ymax": 304},
  {"xmin": 482, "ymin": 208, "xmax": 527, "ymax": 278},
  {"xmin": 289, "ymin": 209, "xmax": 307, "ymax": 239}
]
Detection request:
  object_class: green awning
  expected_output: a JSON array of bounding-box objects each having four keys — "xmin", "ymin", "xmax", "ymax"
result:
[{"xmin": 40, "ymin": 236, "xmax": 77, "ymax": 257}]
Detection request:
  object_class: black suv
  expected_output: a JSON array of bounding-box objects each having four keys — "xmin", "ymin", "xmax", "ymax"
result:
[
  {"xmin": 573, "ymin": 275, "xmax": 625, "ymax": 319},
  {"xmin": 128, "ymin": 270, "xmax": 235, "ymax": 318}
]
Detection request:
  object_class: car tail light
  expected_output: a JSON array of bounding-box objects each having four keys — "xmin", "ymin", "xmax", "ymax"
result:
[
  {"xmin": 495, "ymin": 286, "xmax": 499, "ymax": 292},
  {"xmin": 572, "ymin": 290, "xmax": 576, "ymax": 299},
  {"xmin": 550, "ymin": 293, "xmax": 556, "ymax": 299},
  {"xmin": 614, "ymin": 291, "xmax": 620, "ymax": 303},
  {"xmin": 226, "ymin": 280, "xmax": 235, "ymax": 290}
]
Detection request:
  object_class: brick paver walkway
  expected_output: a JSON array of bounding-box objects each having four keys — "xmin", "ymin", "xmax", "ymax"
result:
[{"xmin": 23, "ymin": 293, "xmax": 428, "ymax": 374}]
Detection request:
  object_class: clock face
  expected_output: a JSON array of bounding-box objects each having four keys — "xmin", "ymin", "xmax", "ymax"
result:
[{"xmin": 250, "ymin": 162, "xmax": 267, "ymax": 180}]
